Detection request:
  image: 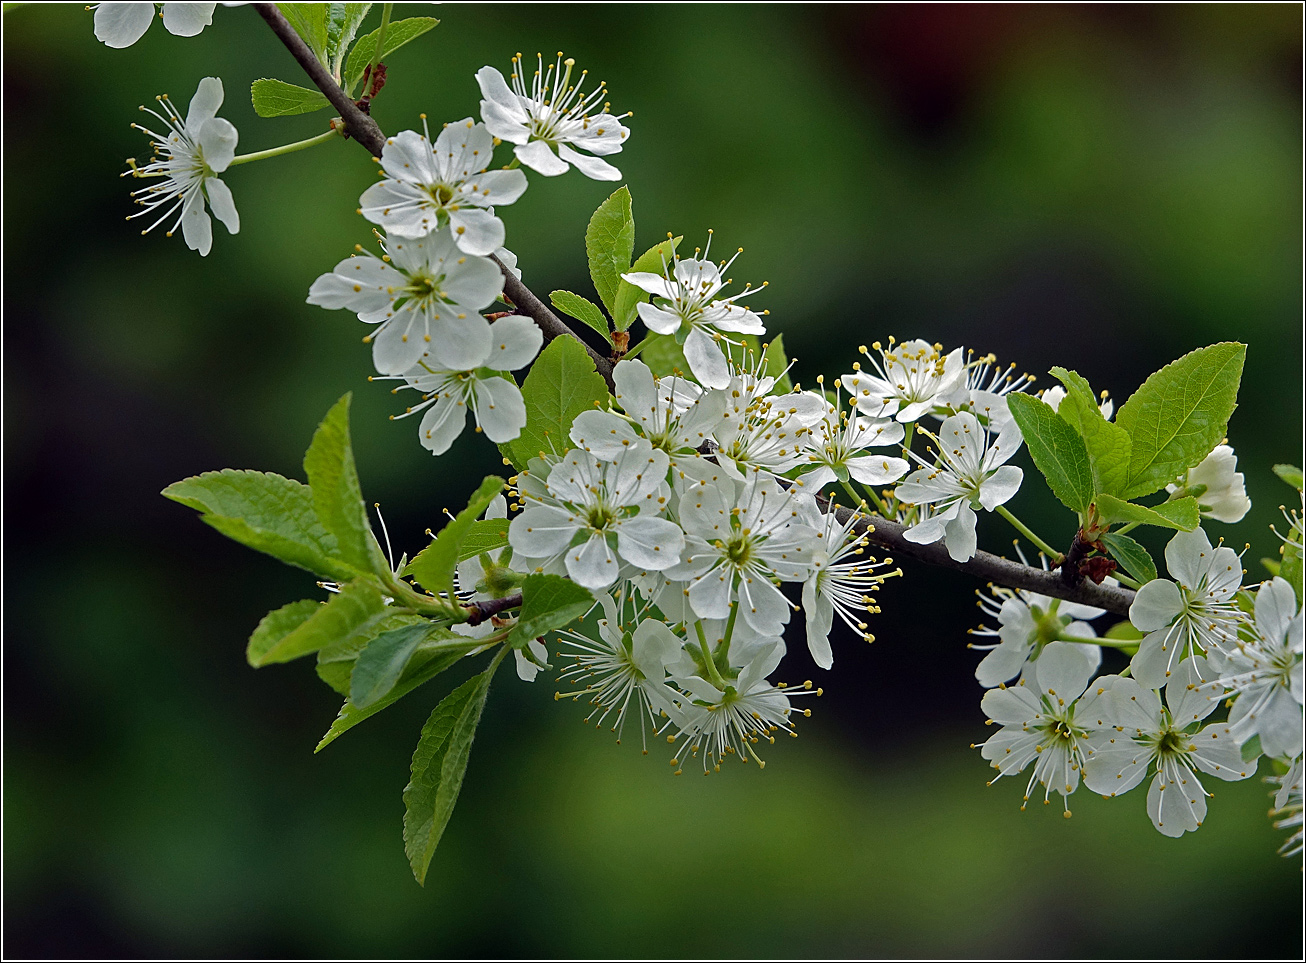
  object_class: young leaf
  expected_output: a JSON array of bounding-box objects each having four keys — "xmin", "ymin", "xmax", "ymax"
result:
[
  {"xmin": 277, "ymin": 3, "xmax": 329, "ymax": 62},
  {"xmin": 349, "ymin": 623, "xmax": 436, "ymax": 708},
  {"xmin": 343, "ymin": 16, "xmax": 440, "ymax": 94},
  {"xmin": 1098, "ymin": 532, "xmax": 1158, "ymax": 584},
  {"xmin": 163, "ymin": 469, "xmax": 357, "ymax": 582},
  {"xmin": 1273, "ymin": 463, "xmax": 1304, "ymax": 490},
  {"xmin": 763, "ymin": 335, "xmax": 794, "ymax": 395},
  {"xmin": 585, "ymin": 187, "xmax": 636, "ymax": 317},
  {"xmin": 304, "ymin": 394, "xmax": 384, "ymax": 575},
  {"xmin": 549, "ymin": 290, "xmax": 611, "ymax": 342},
  {"xmin": 250, "ymin": 78, "xmax": 329, "ymax": 117},
  {"xmin": 638, "ymin": 332, "xmax": 689, "ymax": 379},
  {"xmin": 611, "ymin": 236, "xmax": 680, "ymax": 331},
  {"xmin": 315, "ymin": 610, "xmax": 428, "ymax": 694},
  {"xmin": 499, "ymin": 336, "xmax": 609, "ymax": 469},
  {"xmin": 1049, "ymin": 367, "xmax": 1132, "ymax": 497},
  {"xmin": 405, "ymin": 476, "xmax": 505, "ymax": 596},
  {"xmin": 457, "ymin": 518, "xmax": 510, "ymax": 562},
  {"xmin": 1114, "ymin": 342, "xmax": 1246, "ymax": 500},
  {"xmin": 507, "ymin": 573, "xmax": 595, "ymax": 648},
  {"xmin": 1094, "ymin": 493, "xmax": 1200, "ymax": 531},
  {"xmin": 1006, "ymin": 393, "xmax": 1094, "ymax": 513},
  {"xmin": 250, "ymin": 580, "xmax": 387, "ymax": 667},
  {"xmin": 403, "ymin": 661, "xmax": 498, "ymax": 885},
  {"xmin": 246, "ymin": 599, "xmax": 321, "ymax": 666},
  {"xmin": 326, "ymin": 2, "xmax": 372, "ymax": 75},
  {"xmin": 1280, "ymin": 514, "xmax": 1303, "ymax": 606}
]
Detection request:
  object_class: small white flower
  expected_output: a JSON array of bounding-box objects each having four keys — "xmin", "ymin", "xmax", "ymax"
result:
[
  {"xmin": 476, "ymin": 54, "xmax": 630, "ymax": 180},
  {"xmin": 1081, "ymin": 658, "xmax": 1253, "ymax": 837},
  {"xmin": 842, "ymin": 338, "xmax": 966, "ymax": 423},
  {"xmin": 796, "ymin": 377, "xmax": 908, "ymax": 492},
  {"xmin": 93, "ymin": 2, "xmax": 215, "ymax": 48},
  {"xmin": 1267, "ymin": 756, "xmax": 1303, "ymax": 857},
  {"xmin": 359, "ymin": 118, "xmax": 529, "ymax": 254},
  {"xmin": 1128, "ymin": 527, "xmax": 1245, "ymax": 688},
  {"xmin": 621, "ymin": 240, "xmax": 767, "ymax": 390},
  {"xmin": 382, "ymin": 315, "xmax": 542, "ymax": 454},
  {"xmin": 1220, "ymin": 577, "xmax": 1304, "ymax": 759},
  {"xmin": 896, "ymin": 412, "xmax": 1024, "ymax": 563},
  {"xmin": 969, "ymin": 582, "xmax": 1104, "ymax": 688},
  {"xmin": 1166, "ymin": 444, "xmax": 1252, "ymax": 524},
  {"xmin": 708, "ymin": 365, "xmax": 826, "ymax": 480},
  {"xmin": 307, "ymin": 229, "xmax": 505, "ymax": 374},
  {"xmin": 126, "ymin": 77, "xmax": 238, "ymax": 257}
]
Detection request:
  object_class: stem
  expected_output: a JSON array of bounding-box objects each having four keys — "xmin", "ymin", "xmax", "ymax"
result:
[
  {"xmin": 227, "ymin": 128, "xmax": 341, "ymax": 166},
  {"xmin": 366, "ymin": 2, "xmax": 393, "ymax": 91},
  {"xmin": 504, "ymin": 157, "xmax": 521, "ymax": 170},
  {"xmin": 1111, "ymin": 571, "xmax": 1143, "ymax": 590},
  {"xmin": 839, "ymin": 479, "xmax": 867, "ymax": 512},
  {"xmin": 695, "ymin": 622, "xmax": 728, "ymax": 689},
  {"xmin": 856, "ymin": 480, "xmax": 889, "ymax": 516},
  {"xmin": 901, "ymin": 422, "xmax": 915, "ymax": 457},
  {"xmin": 1114, "ymin": 521, "xmax": 1140, "ymax": 536},
  {"xmin": 621, "ymin": 337, "xmax": 649, "ymax": 359},
  {"xmin": 1056, "ymin": 635, "xmax": 1137, "ymax": 650},
  {"xmin": 713, "ymin": 601, "xmax": 740, "ymax": 665},
  {"xmin": 994, "ymin": 504, "xmax": 1062, "ymax": 560}
]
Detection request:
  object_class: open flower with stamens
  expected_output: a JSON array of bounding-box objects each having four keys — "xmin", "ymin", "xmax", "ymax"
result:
[
  {"xmin": 842, "ymin": 338, "xmax": 965, "ymax": 423},
  {"xmin": 621, "ymin": 238, "xmax": 767, "ymax": 389},
  {"xmin": 359, "ymin": 117, "xmax": 528, "ymax": 254},
  {"xmin": 93, "ymin": 3, "xmax": 215, "ymax": 48},
  {"xmin": 896, "ymin": 412, "xmax": 1024, "ymax": 563},
  {"xmin": 1128, "ymin": 527, "xmax": 1246, "ymax": 688},
  {"xmin": 476, "ymin": 53, "xmax": 630, "ymax": 180},
  {"xmin": 307, "ymin": 228, "xmax": 504, "ymax": 374},
  {"xmin": 508, "ymin": 442, "xmax": 683, "ymax": 590},
  {"xmin": 707, "ymin": 355, "xmax": 826, "ymax": 479},
  {"xmin": 796, "ymin": 377, "xmax": 908, "ymax": 492},
  {"xmin": 937, "ymin": 350, "xmax": 1034, "ymax": 432},
  {"xmin": 126, "ymin": 77, "xmax": 238, "ymax": 257},
  {"xmin": 380, "ymin": 315, "xmax": 542, "ymax": 454},
  {"xmin": 1081, "ymin": 657, "xmax": 1253, "ymax": 837},
  {"xmin": 1165, "ymin": 444, "xmax": 1252, "ymax": 524},
  {"xmin": 1220, "ymin": 577, "xmax": 1303, "ymax": 759},
  {"xmin": 1268, "ymin": 756, "xmax": 1303, "ymax": 857}
]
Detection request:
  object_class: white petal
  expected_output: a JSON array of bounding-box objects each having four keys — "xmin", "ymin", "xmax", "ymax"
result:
[
  {"xmin": 802, "ymin": 579, "xmax": 834, "ymax": 670},
  {"xmin": 682, "ymin": 328, "xmax": 730, "ymax": 389},
  {"xmin": 1255, "ymin": 576, "xmax": 1298, "ymax": 646},
  {"xmin": 359, "ymin": 180, "xmax": 435, "ymax": 237},
  {"xmin": 472, "ymin": 377, "xmax": 526, "ymax": 443},
  {"xmin": 943, "ymin": 503, "xmax": 978, "ymax": 562},
  {"xmin": 509, "ymin": 506, "xmax": 577, "ymax": 558},
  {"xmin": 417, "ymin": 394, "xmax": 469, "ymax": 455},
  {"xmin": 94, "ymin": 2, "xmax": 154, "ymax": 47},
  {"xmin": 440, "ymin": 253, "xmax": 505, "ymax": 309},
  {"xmin": 486, "ymin": 315, "xmax": 543, "ymax": 371},
  {"xmin": 162, "ymin": 3, "xmax": 215, "ymax": 37},
  {"xmin": 1164, "ymin": 528, "xmax": 1215, "ymax": 591},
  {"xmin": 380, "ymin": 129, "xmax": 440, "ymax": 184},
  {"xmin": 557, "ymin": 143, "xmax": 622, "ymax": 181},
  {"xmin": 203, "ymin": 176, "xmax": 238, "ymax": 234},
  {"xmin": 634, "ymin": 301, "xmax": 682, "ymax": 335},
  {"xmin": 1130, "ymin": 578, "xmax": 1183, "ymax": 632},
  {"xmin": 514, "ymin": 140, "xmax": 570, "ymax": 176},
  {"xmin": 1147, "ymin": 765, "xmax": 1206, "ymax": 837},
  {"xmin": 185, "ymin": 76, "xmax": 224, "ymax": 131},
  {"xmin": 846, "ymin": 454, "xmax": 909, "ymax": 486},
  {"xmin": 468, "ymin": 168, "xmax": 529, "ymax": 207},
  {"xmin": 179, "ymin": 192, "xmax": 212, "ymax": 256},
  {"xmin": 569, "ymin": 409, "xmax": 641, "ymax": 461},
  {"xmin": 448, "ymin": 208, "xmax": 506, "ymax": 257},
  {"xmin": 565, "ymin": 534, "xmax": 621, "ymax": 590},
  {"xmin": 978, "ymin": 465, "xmax": 1023, "ymax": 510},
  {"xmin": 427, "ymin": 306, "xmax": 493, "ymax": 370},
  {"xmin": 616, "ymin": 515, "xmax": 684, "ymax": 571}
]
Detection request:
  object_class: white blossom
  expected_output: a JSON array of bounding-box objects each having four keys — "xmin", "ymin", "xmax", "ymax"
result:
[
  {"xmin": 1081, "ymin": 658, "xmax": 1253, "ymax": 837},
  {"xmin": 796, "ymin": 377, "xmax": 908, "ymax": 492},
  {"xmin": 359, "ymin": 118, "xmax": 528, "ymax": 254},
  {"xmin": 969, "ymin": 583, "xmax": 1104, "ymax": 688},
  {"xmin": 842, "ymin": 338, "xmax": 965, "ymax": 423},
  {"xmin": 621, "ymin": 240, "xmax": 767, "ymax": 389},
  {"xmin": 476, "ymin": 54, "xmax": 629, "ymax": 180},
  {"xmin": 1220, "ymin": 577, "xmax": 1304, "ymax": 759},
  {"xmin": 126, "ymin": 77, "xmax": 238, "ymax": 257},
  {"xmin": 707, "ymin": 364, "xmax": 826, "ymax": 480},
  {"xmin": 1166, "ymin": 444, "xmax": 1252, "ymax": 524},
  {"xmin": 306, "ymin": 229, "xmax": 504, "ymax": 374},
  {"xmin": 896, "ymin": 412, "xmax": 1024, "ymax": 562},
  {"xmin": 94, "ymin": 2, "xmax": 215, "ymax": 48},
  {"xmin": 1128, "ymin": 527, "xmax": 1245, "ymax": 688}
]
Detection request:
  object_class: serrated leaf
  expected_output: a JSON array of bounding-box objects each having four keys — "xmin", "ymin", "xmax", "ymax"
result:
[
  {"xmin": 344, "ymin": 16, "xmax": 440, "ymax": 95},
  {"xmin": 163, "ymin": 469, "xmax": 357, "ymax": 581},
  {"xmin": 507, "ymin": 573, "xmax": 594, "ymax": 648},
  {"xmin": 763, "ymin": 335, "xmax": 794, "ymax": 395},
  {"xmin": 1099, "ymin": 532, "xmax": 1158, "ymax": 584},
  {"xmin": 499, "ymin": 337, "xmax": 610, "ymax": 469},
  {"xmin": 1006, "ymin": 393, "xmax": 1093, "ymax": 513},
  {"xmin": 585, "ymin": 187, "xmax": 635, "ymax": 317},
  {"xmin": 315, "ymin": 610, "xmax": 427, "ymax": 694},
  {"xmin": 304, "ymin": 394, "xmax": 383, "ymax": 575},
  {"xmin": 612, "ymin": 236, "xmax": 680, "ymax": 331},
  {"xmin": 246, "ymin": 599, "xmax": 321, "ymax": 666},
  {"xmin": 403, "ymin": 661, "xmax": 498, "ymax": 885},
  {"xmin": 1273, "ymin": 464, "xmax": 1304, "ymax": 490},
  {"xmin": 457, "ymin": 518, "xmax": 509, "ymax": 562},
  {"xmin": 326, "ymin": 2, "xmax": 372, "ymax": 75},
  {"xmin": 349, "ymin": 623, "xmax": 434, "ymax": 708},
  {"xmin": 250, "ymin": 78, "xmax": 329, "ymax": 117},
  {"xmin": 1095, "ymin": 493, "xmax": 1200, "ymax": 531},
  {"xmin": 1115, "ymin": 343, "xmax": 1246, "ymax": 500},
  {"xmin": 405, "ymin": 476, "xmax": 505, "ymax": 597},
  {"xmin": 1049, "ymin": 367, "xmax": 1132, "ymax": 497},
  {"xmin": 277, "ymin": 3, "xmax": 329, "ymax": 62},
  {"xmin": 251, "ymin": 581, "xmax": 387, "ymax": 667},
  {"xmin": 549, "ymin": 290, "xmax": 611, "ymax": 342}
]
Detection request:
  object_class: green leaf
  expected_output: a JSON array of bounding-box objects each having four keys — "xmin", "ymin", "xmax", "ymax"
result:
[
  {"xmin": 499, "ymin": 336, "xmax": 610, "ymax": 469},
  {"xmin": 507, "ymin": 573, "xmax": 594, "ymax": 648},
  {"xmin": 246, "ymin": 599, "xmax": 321, "ymax": 667},
  {"xmin": 350, "ymin": 623, "xmax": 436, "ymax": 708},
  {"xmin": 403, "ymin": 659, "xmax": 499, "ymax": 885},
  {"xmin": 1098, "ymin": 532, "xmax": 1158, "ymax": 584},
  {"xmin": 638, "ymin": 332, "xmax": 689, "ymax": 379},
  {"xmin": 1261, "ymin": 558, "xmax": 1282, "ymax": 578},
  {"xmin": 1115, "ymin": 343, "xmax": 1246, "ymax": 500},
  {"xmin": 1094, "ymin": 493, "xmax": 1200, "ymax": 531},
  {"xmin": 549, "ymin": 290, "xmax": 611, "ymax": 342},
  {"xmin": 457, "ymin": 518, "xmax": 509, "ymax": 563},
  {"xmin": 344, "ymin": 16, "xmax": 440, "ymax": 95},
  {"xmin": 1273, "ymin": 464, "xmax": 1304, "ymax": 490},
  {"xmin": 405, "ymin": 476, "xmax": 505, "ymax": 597},
  {"xmin": 585, "ymin": 187, "xmax": 636, "ymax": 318},
  {"xmin": 250, "ymin": 581, "xmax": 387, "ymax": 667},
  {"xmin": 277, "ymin": 3, "xmax": 329, "ymax": 62},
  {"xmin": 1280, "ymin": 513, "xmax": 1304, "ymax": 606},
  {"xmin": 163, "ymin": 469, "xmax": 357, "ymax": 582},
  {"xmin": 250, "ymin": 78, "xmax": 330, "ymax": 117},
  {"xmin": 315, "ymin": 610, "xmax": 427, "ymax": 694},
  {"xmin": 1049, "ymin": 367, "xmax": 1132, "ymax": 497},
  {"xmin": 304, "ymin": 394, "xmax": 383, "ymax": 575},
  {"xmin": 1006, "ymin": 393, "xmax": 1094, "ymax": 513},
  {"xmin": 325, "ymin": 2, "xmax": 372, "ymax": 74},
  {"xmin": 1105, "ymin": 620, "xmax": 1144, "ymax": 641},
  {"xmin": 1240, "ymin": 733, "xmax": 1263, "ymax": 763},
  {"xmin": 611, "ymin": 236, "xmax": 680, "ymax": 331},
  {"xmin": 763, "ymin": 335, "xmax": 794, "ymax": 395}
]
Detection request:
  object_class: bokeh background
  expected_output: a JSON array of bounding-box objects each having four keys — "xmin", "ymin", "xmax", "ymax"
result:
[{"xmin": 4, "ymin": 3, "xmax": 1303, "ymax": 957}]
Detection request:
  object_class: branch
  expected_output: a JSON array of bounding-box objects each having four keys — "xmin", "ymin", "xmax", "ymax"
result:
[
  {"xmin": 254, "ymin": 3, "xmax": 616, "ymax": 388},
  {"xmin": 464, "ymin": 593, "xmax": 522, "ymax": 626}
]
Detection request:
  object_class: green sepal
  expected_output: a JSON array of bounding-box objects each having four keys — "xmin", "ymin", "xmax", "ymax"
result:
[
  {"xmin": 343, "ymin": 17, "xmax": 440, "ymax": 95},
  {"xmin": 585, "ymin": 187, "xmax": 635, "ymax": 318},
  {"xmin": 550, "ymin": 290, "xmax": 611, "ymax": 342},
  {"xmin": 1094, "ymin": 493, "xmax": 1200, "ymax": 531},
  {"xmin": 612, "ymin": 236, "xmax": 681, "ymax": 331},
  {"xmin": 1049, "ymin": 367, "xmax": 1132, "ymax": 497},
  {"xmin": 507, "ymin": 573, "xmax": 595, "ymax": 649},
  {"xmin": 404, "ymin": 476, "xmax": 505, "ymax": 597},
  {"xmin": 249, "ymin": 580, "xmax": 388, "ymax": 667},
  {"xmin": 498, "ymin": 336, "xmax": 610, "ymax": 469},
  {"xmin": 304, "ymin": 394, "xmax": 387, "ymax": 575},
  {"xmin": 1098, "ymin": 532, "xmax": 1158, "ymax": 584},
  {"xmin": 250, "ymin": 78, "xmax": 329, "ymax": 117},
  {"xmin": 1006, "ymin": 393, "xmax": 1094, "ymax": 513}
]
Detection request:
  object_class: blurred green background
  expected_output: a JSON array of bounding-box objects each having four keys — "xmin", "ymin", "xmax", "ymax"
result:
[{"xmin": 4, "ymin": 3, "xmax": 1302, "ymax": 957}]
